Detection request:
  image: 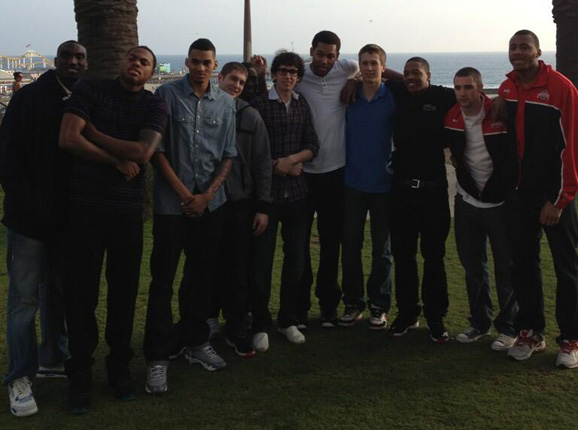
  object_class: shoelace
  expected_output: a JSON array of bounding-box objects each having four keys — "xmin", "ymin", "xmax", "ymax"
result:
[
  {"xmin": 464, "ymin": 327, "xmax": 480, "ymax": 337},
  {"xmin": 201, "ymin": 345, "xmax": 219, "ymax": 359},
  {"xmin": 561, "ymin": 340, "xmax": 578, "ymax": 354},
  {"xmin": 516, "ymin": 330, "xmax": 538, "ymax": 347},
  {"xmin": 11, "ymin": 378, "xmax": 32, "ymax": 398},
  {"xmin": 149, "ymin": 365, "xmax": 167, "ymax": 382}
]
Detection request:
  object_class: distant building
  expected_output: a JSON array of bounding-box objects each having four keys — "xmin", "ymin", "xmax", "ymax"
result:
[{"xmin": 157, "ymin": 63, "xmax": 171, "ymax": 74}]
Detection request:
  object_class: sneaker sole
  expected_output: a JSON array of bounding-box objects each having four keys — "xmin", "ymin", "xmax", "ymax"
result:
[
  {"xmin": 11, "ymin": 404, "xmax": 38, "ymax": 417},
  {"xmin": 225, "ymin": 338, "xmax": 256, "ymax": 358},
  {"xmin": 321, "ymin": 321, "xmax": 337, "ymax": 328},
  {"xmin": 430, "ymin": 334, "xmax": 450, "ymax": 344},
  {"xmin": 456, "ymin": 333, "xmax": 489, "ymax": 344},
  {"xmin": 556, "ymin": 356, "xmax": 578, "ymax": 369},
  {"xmin": 369, "ymin": 322, "xmax": 387, "ymax": 330},
  {"xmin": 186, "ymin": 357, "xmax": 226, "ymax": 371},
  {"xmin": 508, "ymin": 343, "xmax": 547, "ymax": 361},
  {"xmin": 337, "ymin": 316, "xmax": 363, "ymax": 327},
  {"xmin": 387, "ymin": 321, "xmax": 420, "ymax": 337},
  {"xmin": 491, "ymin": 342, "xmax": 515, "ymax": 352},
  {"xmin": 36, "ymin": 372, "xmax": 68, "ymax": 379},
  {"xmin": 145, "ymin": 384, "xmax": 168, "ymax": 395}
]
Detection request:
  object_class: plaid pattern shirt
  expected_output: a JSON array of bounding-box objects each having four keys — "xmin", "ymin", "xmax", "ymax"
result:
[{"xmin": 251, "ymin": 87, "xmax": 319, "ymax": 202}]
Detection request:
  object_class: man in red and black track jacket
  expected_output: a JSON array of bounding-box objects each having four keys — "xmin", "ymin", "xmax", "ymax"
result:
[
  {"xmin": 444, "ymin": 68, "xmax": 518, "ymax": 351},
  {"xmin": 498, "ymin": 30, "xmax": 578, "ymax": 368}
]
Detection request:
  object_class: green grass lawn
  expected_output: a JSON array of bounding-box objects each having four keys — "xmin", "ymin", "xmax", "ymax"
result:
[{"xmin": 0, "ymin": 214, "xmax": 576, "ymax": 430}]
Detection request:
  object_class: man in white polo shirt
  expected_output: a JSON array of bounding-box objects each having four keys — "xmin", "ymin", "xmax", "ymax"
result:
[
  {"xmin": 294, "ymin": 31, "xmax": 359, "ymax": 328},
  {"xmin": 444, "ymin": 67, "xmax": 518, "ymax": 350}
]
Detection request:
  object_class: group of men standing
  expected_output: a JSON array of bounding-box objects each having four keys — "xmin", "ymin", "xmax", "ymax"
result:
[{"xmin": 1, "ymin": 27, "xmax": 577, "ymax": 419}]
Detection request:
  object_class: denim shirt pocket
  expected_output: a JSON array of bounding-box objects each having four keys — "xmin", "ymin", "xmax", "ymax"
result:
[{"xmin": 204, "ymin": 117, "xmax": 221, "ymax": 127}]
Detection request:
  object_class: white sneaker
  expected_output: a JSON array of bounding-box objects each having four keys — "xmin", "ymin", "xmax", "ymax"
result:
[
  {"xmin": 508, "ymin": 329, "xmax": 546, "ymax": 361},
  {"xmin": 491, "ymin": 333, "xmax": 517, "ymax": 351},
  {"xmin": 278, "ymin": 326, "xmax": 305, "ymax": 344},
  {"xmin": 556, "ymin": 340, "xmax": 578, "ymax": 369},
  {"xmin": 252, "ymin": 332, "xmax": 269, "ymax": 352},
  {"xmin": 8, "ymin": 377, "xmax": 38, "ymax": 417},
  {"xmin": 206, "ymin": 318, "xmax": 221, "ymax": 341}
]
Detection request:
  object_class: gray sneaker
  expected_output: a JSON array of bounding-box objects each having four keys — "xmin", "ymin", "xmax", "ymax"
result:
[
  {"xmin": 145, "ymin": 361, "xmax": 168, "ymax": 395},
  {"xmin": 456, "ymin": 327, "xmax": 490, "ymax": 344},
  {"xmin": 185, "ymin": 342, "xmax": 227, "ymax": 371}
]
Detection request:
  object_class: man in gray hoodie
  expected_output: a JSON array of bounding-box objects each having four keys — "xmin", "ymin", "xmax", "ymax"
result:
[{"xmin": 209, "ymin": 62, "xmax": 272, "ymax": 355}]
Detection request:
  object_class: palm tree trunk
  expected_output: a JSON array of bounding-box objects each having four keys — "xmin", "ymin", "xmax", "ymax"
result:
[
  {"xmin": 553, "ymin": 0, "xmax": 578, "ymax": 88},
  {"xmin": 74, "ymin": 0, "xmax": 139, "ymax": 79}
]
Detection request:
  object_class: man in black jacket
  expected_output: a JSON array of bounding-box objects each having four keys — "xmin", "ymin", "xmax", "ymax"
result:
[
  {"xmin": 444, "ymin": 67, "xmax": 518, "ymax": 350},
  {"xmin": 0, "ymin": 40, "xmax": 87, "ymax": 417},
  {"xmin": 386, "ymin": 57, "xmax": 455, "ymax": 343}
]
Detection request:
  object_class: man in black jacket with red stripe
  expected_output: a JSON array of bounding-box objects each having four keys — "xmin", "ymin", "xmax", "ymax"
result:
[
  {"xmin": 499, "ymin": 30, "xmax": 578, "ymax": 368},
  {"xmin": 444, "ymin": 67, "xmax": 518, "ymax": 351}
]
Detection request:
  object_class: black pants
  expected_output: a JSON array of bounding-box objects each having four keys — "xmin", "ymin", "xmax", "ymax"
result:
[
  {"xmin": 250, "ymin": 199, "xmax": 308, "ymax": 331},
  {"xmin": 64, "ymin": 208, "xmax": 143, "ymax": 372},
  {"xmin": 297, "ymin": 168, "xmax": 344, "ymax": 318},
  {"xmin": 209, "ymin": 200, "xmax": 254, "ymax": 335},
  {"xmin": 341, "ymin": 186, "xmax": 392, "ymax": 311},
  {"xmin": 506, "ymin": 194, "xmax": 578, "ymax": 340},
  {"xmin": 143, "ymin": 208, "xmax": 224, "ymax": 361},
  {"xmin": 390, "ymin": 185, "xmax": 450, "ymax": 323}
]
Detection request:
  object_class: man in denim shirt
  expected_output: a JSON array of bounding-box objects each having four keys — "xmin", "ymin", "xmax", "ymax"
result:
[{"xmin": 142, "ymin": 39, "xmax": 236, "ymax": 394}]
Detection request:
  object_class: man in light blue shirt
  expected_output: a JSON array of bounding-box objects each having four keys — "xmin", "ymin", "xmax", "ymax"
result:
[
  {"xmin": 338, "ymin": 44, "xmax": 396, "ymax": 331},
  {"xmin": 142, "ymin": 39, "xmax": 237, "ymax": 394}
]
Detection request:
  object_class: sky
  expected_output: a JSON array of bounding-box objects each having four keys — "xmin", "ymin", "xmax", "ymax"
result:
[{"xmin": 0, "ymin": 0, "xmax": 556, "ymax": 56}]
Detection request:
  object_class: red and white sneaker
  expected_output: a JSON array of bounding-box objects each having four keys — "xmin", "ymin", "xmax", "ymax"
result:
[
  {"xmin": 556, "ymin": 340, "xmax": 578, "ymax": 369},
  {"xmin": 507, "ymin": 329, "xmax": 546, "ymax": 361}
]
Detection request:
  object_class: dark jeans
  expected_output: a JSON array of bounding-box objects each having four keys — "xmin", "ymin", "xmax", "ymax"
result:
[
  {"xmin": 341, "ymin": 186, "xmax": 392, "ymax": 312},
  {"xmin": 298, "ymin": 168, "xmax": 344, "ymax": 318},
  {"xmin": 4, "ymin": 230, "xmax": 68, "ymax": 384},
  {"xmin": 64, "ymin": 208, "xmax": 143, "ymax": 372},
  {"xmin": 454, "ymin": 195, "xmax": 517, "ymax": 336},
  {"xmin": 209, "ymin": 200, "xmax": 254, "ymax": 335},
  {"xmin": 250, "ymin": 198, "xmax": 308, "ymax": 331},
  {"xmin": 506, "ymin": 193, "xmax": 578, "ymax": 340},
  {"xmin": 390, "ymin": 185, "xmax": 450, "ymax": 323},
  {"xmin": 143, "ymin": 208, "xmax": 224, "ymax": 361}
]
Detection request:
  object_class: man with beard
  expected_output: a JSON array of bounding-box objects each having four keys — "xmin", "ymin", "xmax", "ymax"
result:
[
  {"xmin": 0, "ymin": 40, "xmax": 87, "ymax": 418},
  {"xmin": 59, "ymin": 46, "xmax": 168, "ymax": 412}
]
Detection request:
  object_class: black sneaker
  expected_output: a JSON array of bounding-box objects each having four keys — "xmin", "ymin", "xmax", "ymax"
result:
[
  {"xmin": 67, "ymin": 369, "xmax": 92, "ymax": 415},
  {"xmin": 106, "ymin": 359, "xmax": 136, "ymax": 401},
  {"xmin": 226, "ymin": 334, "xmax": 256, "ymax": 358},
  {"xmin": 368, "ymin": 306, "xmax": 387, "ymax": 330},
  {"xmin": 320, "ymin": 310, "xmax": 338, "ymax": 328},
  {"xmin": 387, "ymin": 317, "xmax": 420, "ymax": 337},
  {"xmin": 429, "ymin": 322, "xmax": 450, "ymax": 344}
]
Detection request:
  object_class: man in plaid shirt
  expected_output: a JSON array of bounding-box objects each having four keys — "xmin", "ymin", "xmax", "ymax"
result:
[{"xmin": 250, "ymin": 51, "xmax": 319, "ymax": 348}]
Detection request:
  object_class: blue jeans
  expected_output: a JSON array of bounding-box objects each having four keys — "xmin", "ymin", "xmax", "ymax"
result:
[
  {"xmin": 454, "ymin": 195, "xmax": 518, "ymax": 336},
  {"xmin": 4, "ymin": 230, "xmax": 68, "ymax": 384},
  {"xmin": 341, "ymin": 187, "xmax": 392, "ymax": 312}
]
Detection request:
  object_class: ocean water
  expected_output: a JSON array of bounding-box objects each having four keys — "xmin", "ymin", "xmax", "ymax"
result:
[{"xmin": 157, "ymin": 51, "xmax": 556, "ymax": 90}]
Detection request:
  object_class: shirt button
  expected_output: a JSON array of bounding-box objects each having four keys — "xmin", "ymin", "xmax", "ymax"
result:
[{"xmin": 196, "ymin": 130, "xmax": 200, "ymax": 133}]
